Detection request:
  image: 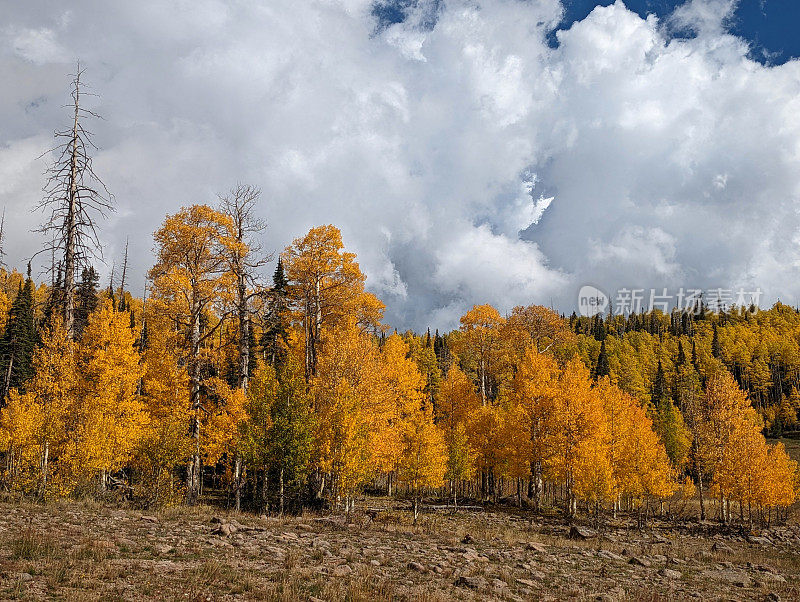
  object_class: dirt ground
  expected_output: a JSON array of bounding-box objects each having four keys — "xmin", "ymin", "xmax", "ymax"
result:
[{"xmin": 1, "ymin": 497, "xmax": 799, "ymax": 601}]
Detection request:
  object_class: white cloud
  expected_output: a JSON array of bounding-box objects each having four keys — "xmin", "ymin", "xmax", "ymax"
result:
[{"xmin": 1, "ymin": 0, "xmax": 800, "ymax": 329}]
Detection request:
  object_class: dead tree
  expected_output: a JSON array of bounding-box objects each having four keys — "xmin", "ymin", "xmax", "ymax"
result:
[
  {"xmin": 219, "ymin": 184, "xmax": 270, "ymax": 511},
  {"xmin": 36, "ymin": 64, "xmax": 113, "ymax": 338}
]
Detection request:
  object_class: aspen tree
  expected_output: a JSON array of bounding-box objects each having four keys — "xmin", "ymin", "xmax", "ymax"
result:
[{"xmin": 149, "ymin": 205, "xmax": 236, "ymax": 504}]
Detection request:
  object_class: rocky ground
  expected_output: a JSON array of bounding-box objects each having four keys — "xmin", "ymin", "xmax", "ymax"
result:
[{"xmin": 0, "ymin": 498, "xmax": 798, "ymax": 601}]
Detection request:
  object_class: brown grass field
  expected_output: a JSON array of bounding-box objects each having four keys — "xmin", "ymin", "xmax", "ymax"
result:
[{"xmin": 1, "ymin": 485, "xmax": 800, "ymax": 602}]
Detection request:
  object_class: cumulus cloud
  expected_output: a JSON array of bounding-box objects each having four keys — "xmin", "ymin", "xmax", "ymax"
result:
[{"xmin": 1, "ymin": 0, "xmax": 799, "ymax": 329}]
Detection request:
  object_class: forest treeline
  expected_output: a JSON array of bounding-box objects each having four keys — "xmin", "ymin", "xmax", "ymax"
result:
[
  {"xmin": 0, "ymin": 209, "xmax": 797, "ymax": 526},
  {"xmin": 0, "ymin": 69, "xmax": 797, "ymax": 528}
]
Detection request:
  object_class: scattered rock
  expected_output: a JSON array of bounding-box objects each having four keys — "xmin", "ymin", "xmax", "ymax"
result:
[
  {"xmin": 213, "ymin": 523, "xmax": 234, "ymax": 537},
  {"xmin": 702, "ymin": 570, "xmax": 751, "ymax": 588},
  {"xmin": 116, "ymin": 537, "xmax": 137, "ymax": 549},
  {"xmin": 711, "ymin": 542, "xmax": 733, "ymax": 553},
  {"xmin": 331, "ymin": 565, "xmax": 352, "ymax": 577},
  {"xmin": 652, "ymin": 532, "xmax": 670, "ymax": 544},
  {"xmin": 525, "ymin": 542, "xmax": 547, "ymax": 553},
  {"xmin": 748, "ymin": 536, "xmax": 772, "ymax": 546},
  {"xmin": 455, "ymin": 576, "xmax": 487, "ymax": 590},
  {"xmin": 658, "ymin": 568, "xmax": 682, "ymax": 579},
  {"xmin": 569, "ymin": 525, "xmax": 597, "ymax": 540}
]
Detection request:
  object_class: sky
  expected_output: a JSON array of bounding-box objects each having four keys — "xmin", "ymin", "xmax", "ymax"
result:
[{"xmin": 1, "ymin": 0, "xmax": 800, "ymax": 330}]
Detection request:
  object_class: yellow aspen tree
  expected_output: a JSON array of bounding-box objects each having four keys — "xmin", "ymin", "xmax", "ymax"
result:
[
  {"xmin": 134, "ymin": 310, "xmax": 192, "ymax": 505},
  {"xmin": 699, "ymin": 371, "xmax": 759, "ymax": 523},
  {"xmin": 438, "ymin": 364, "xmax": 481, "ymax": 432},
  {"xmin": 512, "ymin": 346, "xmax": 560, "ymax": 511},
  {"xmin": 149, "ymin": 204, "xmax": 236, "ymax": 504},
  {"xmin": 0, "ymin": 390, "xmax": 41, "ymax": 491},
  {"xmin": 373, "ymin": 334, "xmax": 426, "ymax": 493},
  {"xmin": 444, "ymin": 421, "xmax": 475, "ymax": 507},
  {"xmin": 466, "ymin": 403, "xmax": 503, "ymax": 500},
  {"xmin": 70, "ymin": 301, "xmax": 147, "ymax": 492},
  {"xmin": 572, "ymin": 433, "xmax": 614, "ymax": 520},
  {"xmin": 437, "ymin": 365, "xmax": 479, "ymax": 504},
  {"xmin": 454, "ymin": 304, "xmax": 505, "ymax": 404},
  {"xmin": 201, "ymin": 377, "xmax": 248, "ymax": 497},
  {"xmin": 496, "ymin": 401, "xmax": 533, "ymax": 506},
  {"xmin": 722, "ymin": 424, "xmax": 768, "ymax": 527},
  {"xmin": 27, "ymin": 321, "xmax": 75, "ymax": 498},
  {"xmin": 398, "ymin": 403, "xmax": 447, "ymax": 524},
  {"xmin": 281, "ymin": 225, "xmax": 369, "ymax": 381},
  {"xmin": 311, "ymin": 320, "xmax": 378, "ymax": 513},
  {"xmin": 544, "ymin": 358, "xmax": 607, "ymax": 517},
  {"xmin": 618, "ymin": 394, "xmax": 677, "ymax": 522},
  {"xmin": 759, "ymin": 442, "xmax": 799, "ymax": 519}
]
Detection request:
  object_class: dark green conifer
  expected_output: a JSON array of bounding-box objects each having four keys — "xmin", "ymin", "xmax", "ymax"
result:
[
  {"xmin": 594, "ymin": 339, "xmax": 610, "ymax": 379},
  {"xmin": 0, "ymin": 266, "xmax": 38, "ymax": 398}
]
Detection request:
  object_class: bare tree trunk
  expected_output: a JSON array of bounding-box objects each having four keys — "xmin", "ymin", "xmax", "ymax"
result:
[
  {"xmin": 698, "ymin": 472, "xmax": 706, "ymax": 521},
  {"xmin": 234, "ymin": 454, "xmax": 242, "ymax": 512},
  {"xmin": 40, "ymin": 441, "xmax": 49, "ymax": 500},
  {"xmin": 280, "ymin": 466, "xmax": 285, "ymax": 516},
  {"xmin": 3, "ymin": 353, "xmax": 13, "ymax": 399},
  {"xmin": 187, "ymin": 302, "xmax": 201, "ymax": 505},
  {"xmin": 63, "ymin": 79, "xmax": 79, "ymax": 338},
  {"xmin": 39, "ymin": 65, "xmax": 113, "ymax": 340}
]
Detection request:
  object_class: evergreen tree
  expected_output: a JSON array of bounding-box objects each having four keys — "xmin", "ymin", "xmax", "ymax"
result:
[
  {"xmin": 43, "ymin": 265, "xmax": 65, "ymax": 326},
  {"xmin": 651, "ymin": 360, "xmax": 669, "ymax": 407},
  {"xmin": 676, "ymin": 340, "xmax": 687, "ymax": 366},
  {"xmin": 74, "ymin": 267, "xmax": 100, "ymax": 339},
  {"xmin": 691, "ymin": 339, "xmax": 700, "ymax": 373},
  {"xmin": 262, "ymin": 259, "xmax": 290, "ymax": 368},
  {"xmin": 594, "ymin": 339, "xmax": 610, "ymax": 379},
  {"xmin": 711, "ymin": 323, "xmax": 721, "ymax": 359},
  {"xmin": 0, "ymin": 267, "xmax": 38, "ymax": 398}
]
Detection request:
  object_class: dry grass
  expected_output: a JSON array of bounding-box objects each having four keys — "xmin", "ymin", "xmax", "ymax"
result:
[{"xmin": 0, "ymin": 498, "xmax": 797, "ymax": 601}]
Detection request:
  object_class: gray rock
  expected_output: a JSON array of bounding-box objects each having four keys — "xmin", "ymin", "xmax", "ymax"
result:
[
  {"xmin": 525, "ymin": 541, "xmax": 547, "ymax": 553},
  {"xmin": 658, "ymin": 568, "xmax": 682, "ymax": 579},
  {"xmin": 331, "ymin": 565, "xmax": 352, "ymax": 577},
  {"xmin": 455, "ymin": 575, "xmax": 487, "ymax": 590},
  {"xmin": 569, "ymin": 525, "xmax": 597, "ymax": 540},
  {"xmin": 711, "ymin": 542, "xmax": 733, "ymax": 553},
  {"xmin": 701, "ymin": 570, "xmax": 751, "ymax": 588}
]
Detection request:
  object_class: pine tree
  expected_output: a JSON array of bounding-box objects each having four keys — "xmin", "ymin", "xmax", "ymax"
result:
[
  {"xmin": 712, "ymin": 323, "xmax": 721, "ymax": 359},
  {"xmin": 0, "ymin": 268, "xmax": 38, "ymax": 398},
  {"xmin": 262, "ymin": 259, "xmax": 290, "ymax": 368},
  {"xmin": 74, "ymin": 266, "xmax": 99, "ymax": 339},
  {"xmin": 676, "ymin": 340, "xmax": 687, "ymax": 366},
  {"xmin": 594, "ymin": 339, "xmax": 610, "ymax": 379},
  {"xmin": 651, "ymin": 360, "xmax": 669, "ymax": 408}
]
